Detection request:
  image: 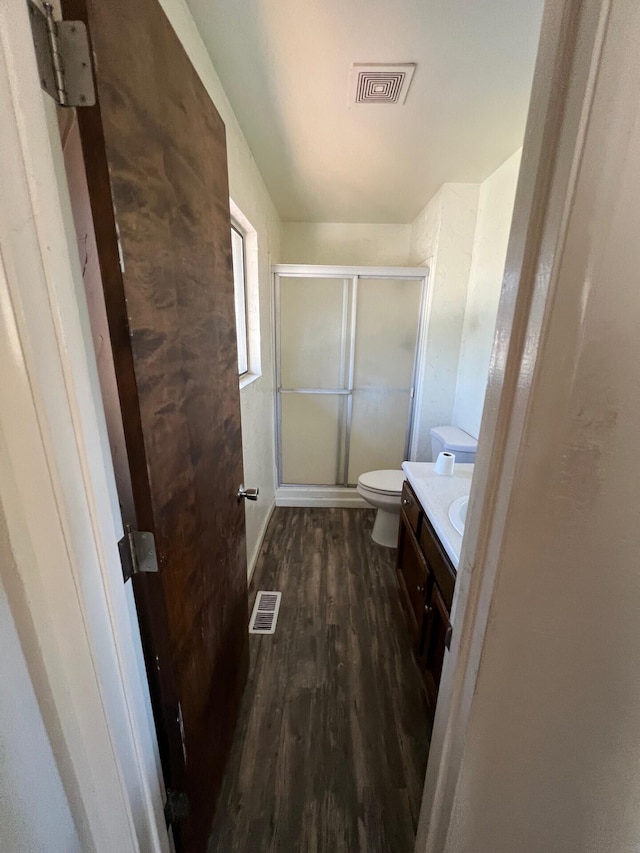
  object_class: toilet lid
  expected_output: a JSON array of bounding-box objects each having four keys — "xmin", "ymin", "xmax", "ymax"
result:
[
  {"xmin": 358, "ymin": 469, "xmax": 405, "ymax": 495},
  {"xmin": 430, "ymin": 425, "xmax": 478, "ymax": 453}
]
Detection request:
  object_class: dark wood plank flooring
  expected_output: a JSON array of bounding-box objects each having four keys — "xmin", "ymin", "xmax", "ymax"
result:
[{"xmin": 208, "ymin": 508, "xmax": 430, "ymax": 853}]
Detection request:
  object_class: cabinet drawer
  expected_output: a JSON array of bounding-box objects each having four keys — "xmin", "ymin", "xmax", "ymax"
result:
[
  {"xmin": 419, "ymin": 513, "xmax": 456, "ymax": 610},
  {"xmin": 400, "ymin": 481, "xmax": 421, "ymax": 536}
]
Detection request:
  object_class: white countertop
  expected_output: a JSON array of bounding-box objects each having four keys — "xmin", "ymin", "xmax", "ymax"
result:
[{"xmin": 401, "ymin": 462, "xmax": 474, "ymax": 569}]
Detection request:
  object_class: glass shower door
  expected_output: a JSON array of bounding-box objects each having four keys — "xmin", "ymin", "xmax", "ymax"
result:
[
  {"xmin": 278, "ymin": 276, "xmax": 350, "ymax": 484},
  {"xmin": 347, "ymin": 278, "xmax": 422, "ymax": 483},
  {"xmin": 276, "ymin": 269, "xmax": 425, "ymax": 487}
]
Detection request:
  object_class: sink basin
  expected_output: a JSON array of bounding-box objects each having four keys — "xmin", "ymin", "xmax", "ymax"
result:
[{"xmin": 449, "ymin": 496, "xmax": 469, "ymax": 535}]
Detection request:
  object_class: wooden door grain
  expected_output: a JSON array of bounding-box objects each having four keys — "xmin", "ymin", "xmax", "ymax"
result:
[{"xmin": 62, "ymin": 1, "xmax": 249, "ymax": 849}]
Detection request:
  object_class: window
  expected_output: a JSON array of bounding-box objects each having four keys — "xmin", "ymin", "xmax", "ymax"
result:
[
  {"xmin": 230, "ymin": 200, "xmax": 261, "ymax": 387},
  {"xmin": 231, "ymin": 224, "xmax": 248, "ymax": 375}
]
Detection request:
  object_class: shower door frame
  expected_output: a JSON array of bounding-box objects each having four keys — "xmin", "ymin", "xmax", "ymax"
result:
[{"xmin": 273, "ymin": 264, "xmax": 429, "ymax": 489}]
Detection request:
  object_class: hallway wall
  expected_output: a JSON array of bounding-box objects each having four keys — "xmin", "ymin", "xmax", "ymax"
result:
[{"xmin": 0, "ymin": 506, "xmax": 81, "ymax": 853}]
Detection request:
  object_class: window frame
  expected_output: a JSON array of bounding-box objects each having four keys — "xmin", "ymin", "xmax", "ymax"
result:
[
  {"xmin": 230, "ymin": 222, "xmax": 249, "ymax": 377},
  {"xmin": 229, "ymin": 200, "xmax": 261, "ymax": 389}
]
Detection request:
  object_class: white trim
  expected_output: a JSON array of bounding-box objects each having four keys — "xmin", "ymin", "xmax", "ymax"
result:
[
  {"xmin": 0, "ymin": 3, "xmax": 167, "ymax": 851},
  {"xmin": 246, "ymin": 499, "xmax": 276, "ymax": 584},
  {"xmin": 414, "ymin": 1, "xmax": 610, "ymax": 849},
  {"xmin": 275, "ymin": 487, "xmax": 367, "ymax": 508},
  {"xmin": 230, "ymin": 198, "xmax": 261, "ymax": 382},
  {"xmin": 239, "ymin": 371, "xmax": 260, "ymax": 390},
  {"xmin": 231, "ymin": 223, "xmax": 249, "ymax": 375},
  {"xmin": 273, "ymin": 263, "xmax": 429, "ymax": 278},
  {"xmin": 409, "ymin": 254, "xmax": 435, "ymax": 460}
]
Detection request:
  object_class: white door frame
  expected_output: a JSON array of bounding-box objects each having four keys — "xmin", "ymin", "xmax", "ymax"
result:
[
  {"xmin": 0, "ymin": 2, "xmax": 169, "ymax": 851},
  {"xmin": 414, "ymin": 0, "xmax": 612, "ymax": 849}
]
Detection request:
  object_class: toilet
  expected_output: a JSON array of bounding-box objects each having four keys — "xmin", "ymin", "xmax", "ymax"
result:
[
  {"xmin": 356, "ymin": 469, "xmax": 406, "ymax": 547},
  {"xmin": 429, "ymin": 425, "xmax": 478, "ymax": 463},
  {"xmin": 357, "ymin": 426, "xmax": 478, "ymax": 548}
]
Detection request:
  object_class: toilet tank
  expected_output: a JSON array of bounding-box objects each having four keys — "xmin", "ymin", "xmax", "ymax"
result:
[{"xmin": 430, "ymin": 426, "xmax": 478, "ymax": 463}]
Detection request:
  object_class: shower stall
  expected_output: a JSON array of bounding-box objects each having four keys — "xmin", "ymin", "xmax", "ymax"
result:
[{"xmin": 273, "ymin": 265, "xmax": 428, "ymax": 497}]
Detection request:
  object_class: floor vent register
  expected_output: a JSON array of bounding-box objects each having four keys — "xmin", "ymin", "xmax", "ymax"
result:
[{"xmin": 249, "ymin": 591, "xmax": 282, "ymax": 634}]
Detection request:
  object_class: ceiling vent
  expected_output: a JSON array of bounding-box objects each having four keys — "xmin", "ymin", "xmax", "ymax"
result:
[{"xmin": 349, "ymin": 63, "xmax": 416, "ymax": 105}]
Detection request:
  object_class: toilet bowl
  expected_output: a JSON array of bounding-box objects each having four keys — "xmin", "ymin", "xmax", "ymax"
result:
[
  {"xmin": 357, "ymin": 469, "xmax": 405, "ymax": 548},
  {"xmin": 357, "ymin": 427, "xmax": 478, "ymax": 548}
]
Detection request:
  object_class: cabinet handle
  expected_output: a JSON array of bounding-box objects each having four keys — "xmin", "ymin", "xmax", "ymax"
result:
[
  {"xmin": 424, "ymin": 604, "xmax": 432, "ymax": 615},
  {"xmin": 402, "ymin": 498, "xmax": 410, "ymax": 506},
  {"xmin": 417, "ymin": 584, "xmax": 425, "ymax": 593}
]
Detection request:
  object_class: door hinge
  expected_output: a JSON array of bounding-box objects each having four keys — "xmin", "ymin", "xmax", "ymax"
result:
[
  {"xmin": 118, "ymin": 527, "xmax": 159, "ymax": 584},
  {"xmin": 27, "ymin": 0, "xmax": 95, "ymax": 107},
  {"xmin": 164, "ymin": 789, "xmax": 190, "ymax": 827}
]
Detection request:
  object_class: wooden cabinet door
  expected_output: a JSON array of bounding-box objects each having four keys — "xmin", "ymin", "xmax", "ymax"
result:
[
  {"xmin": 400, "ymin": 480, "xmax": 422, "ymax": 535},
  {"xmin": 419, "ymin": 582, "xmax": 452, "ymax": 709},
  {"xmin": 63, "ymin": 0, "xmax": 248, "ymax": 849},
  {"xmin": 396, "ymin": 512, "xmax": 428, "ymax": 640}
]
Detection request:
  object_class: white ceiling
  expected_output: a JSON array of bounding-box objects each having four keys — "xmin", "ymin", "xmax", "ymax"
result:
[{"xmin": 186, "ymin": 0, "xmax": 544, "ymax": 224}]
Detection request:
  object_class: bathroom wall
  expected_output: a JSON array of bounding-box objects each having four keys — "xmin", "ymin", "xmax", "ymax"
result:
[
  {"xmin": 158, "ymin": 0, "xmax": 282, "ymax": 577},
  {"xmin": 408, "ymin": 151, "xmax": 521, "ymax": 460},
  {"xmin": 281, "ymin": 161, "xmax": 519, "ymax": 466},
  {"xmin": 452, "ymin": 150, "xmax": 522, "ymax": 438},
  {"xmin": 409, "ymin": 184, "xmax": 480, "ymax": 459},
  {"xmin": 0, "ymin": 507, "xmax": 82, "ymax": 853},
  {"xmin": 281, "ymin": 222, "xmax": 411, "ymax": 266}
]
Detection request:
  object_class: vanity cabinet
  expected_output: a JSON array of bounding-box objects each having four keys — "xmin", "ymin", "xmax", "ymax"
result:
[
  {"xmin": 396, "ymin": 517, "xmax": 428, "ymax": 639},
  {"xmin": 396, "ymin": 481, "xmax": 456, "ymax": 714},
  {"xmin": 418, "ymin": 582, "xmax": 452, "ymax": 707}
]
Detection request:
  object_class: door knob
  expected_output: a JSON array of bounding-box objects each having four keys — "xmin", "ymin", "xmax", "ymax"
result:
[{"xmin": 237, "ymin": 485, "xmax": 259, "ymax": 501}]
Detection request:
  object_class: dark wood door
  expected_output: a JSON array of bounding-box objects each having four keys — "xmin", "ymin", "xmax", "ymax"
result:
[{"xmin": 62, "ymin": 1, "xmax": 249, "ymax": 849}]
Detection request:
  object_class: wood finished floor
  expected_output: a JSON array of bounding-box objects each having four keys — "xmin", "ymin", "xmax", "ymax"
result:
[{"xmin": 208, "ymin": 508, "xmax": 430, "ymax": 853}]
